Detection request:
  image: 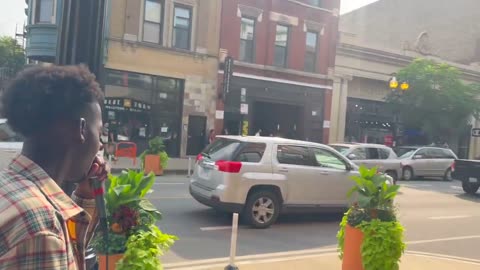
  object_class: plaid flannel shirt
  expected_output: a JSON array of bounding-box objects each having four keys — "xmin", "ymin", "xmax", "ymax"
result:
[{"xmin": 0, "ymin": 155, "xmax": 98, "ymax": 270}]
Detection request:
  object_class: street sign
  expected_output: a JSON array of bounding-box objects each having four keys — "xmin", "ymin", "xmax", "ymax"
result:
[
  {"xmin": 240, "ymin": 103, "xmax": 249, "ymax": 115},
  {"xmin": 223, "ymin": 56, "xmax": 234, "ymax": 97},
  {"xmin": 472, "ymin": 128, "xmax": 480, "ymax": 137}
]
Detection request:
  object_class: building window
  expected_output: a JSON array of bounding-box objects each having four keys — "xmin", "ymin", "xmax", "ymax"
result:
[
  {"xmin": 143, "ymin": 0, "xmax": 163, "ymax": 44},
  {"xmin": 240, "ymin": 17, "xmax": 255, "ymax": 62},
  {"xmin": 173, "ymin": 5, "xmax": 192, "ymax": 50},
  {"xmin": 304, "ymin": 31, "xmax": 318, "ymax": 72},
  {"xmin": 35, "ymin": 0, "xmax": 54, "ymax": 23},
  {"xmin": 307, "ymin": 0, "xmax": 322, "ymax": 7},
  {"xmin": 274, "ymin": 25, "xmax": 289, "ymax": 67}
]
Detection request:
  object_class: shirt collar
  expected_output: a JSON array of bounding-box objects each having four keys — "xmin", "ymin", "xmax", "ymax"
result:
[{"xmin": 9, "ymin": 155, "xmax": 84, "ymax": 220}]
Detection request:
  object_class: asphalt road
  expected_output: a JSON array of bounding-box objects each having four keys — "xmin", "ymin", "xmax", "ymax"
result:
[{"xmin": 147, "ymin": 176, "xmax": 480, "ymax": 264}]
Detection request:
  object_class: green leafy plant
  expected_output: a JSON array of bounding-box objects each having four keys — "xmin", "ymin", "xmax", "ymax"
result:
[
  {"xmin": 117, "ymin": 225, "xmax": 177, "ymax": 270},
  {"xmin": 347, "ymin": 166, "xmax": 400, "ymax": 211},
  {"xmin": 140, "ymin": 136, "xmax": 169, "ymax": 169},
  {"xmin": 92, "ymin": 170, "xmax": 177, "ymax": 269},
  {"xmin": 358, "ymin": 219, "xmax": 405, "ymax": 270},
  {"xmin": 337, "ymin": 166, "xmax": 405, "ymax": 269}
]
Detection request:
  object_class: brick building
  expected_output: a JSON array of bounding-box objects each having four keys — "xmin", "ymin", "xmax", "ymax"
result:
[{"xmin": 216, "ymin": 0, "xmax": 340, "ymax": 143}]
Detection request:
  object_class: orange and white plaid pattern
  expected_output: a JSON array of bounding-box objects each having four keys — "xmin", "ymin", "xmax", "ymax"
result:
[{"xmin": 0, "ymin": 155, "xmax": 97, "ymax": 270}]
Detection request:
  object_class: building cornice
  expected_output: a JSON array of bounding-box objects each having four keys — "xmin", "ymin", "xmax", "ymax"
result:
[{"xmin": 337, "ymin": 42, "xmax": 480, "ymax": 83}]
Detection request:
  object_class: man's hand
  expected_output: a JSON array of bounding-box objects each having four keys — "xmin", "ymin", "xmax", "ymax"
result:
[{"xmin": 74, "ymin": 156, "xmax": 110, "ymax": 199}]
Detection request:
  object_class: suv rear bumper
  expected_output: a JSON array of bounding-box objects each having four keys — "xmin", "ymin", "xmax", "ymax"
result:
[{"xmin": 189, "ymin": 184, "xmax": 244, "ymax": 213}]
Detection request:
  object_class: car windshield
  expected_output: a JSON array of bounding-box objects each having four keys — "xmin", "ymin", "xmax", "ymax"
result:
[
  {"xmin": 330, "ymin": 145, "xmax": 351, "ymax": 155},
  {"xmin": 201, "ymin": 138, "xmax": 241, "ymax": 161},
  {"xmin": 399, "ymin": 150, "xmax": 416, "ymax": 159},
  {"xmin": 396, "ymin": 147, "xmax": 418, "ymax": 157}
]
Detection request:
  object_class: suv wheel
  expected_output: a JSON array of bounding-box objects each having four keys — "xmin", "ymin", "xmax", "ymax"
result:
[
  {"xmin": 385, "ymin": 170, "xmax": 398, "ymax": 184},
  {"xmin": 402, "ymin": 167, "xmax": 414, "ymax": 181},
  {"xmin": 244, "ymin": 190, "xmax": 280, "ymax": 229}
]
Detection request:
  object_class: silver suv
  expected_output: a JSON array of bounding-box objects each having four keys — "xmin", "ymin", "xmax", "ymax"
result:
[
  {"xmin": 189, "ymin": 136, "xmax": 361, "ymax": 228},
  {"xmin": 330, "ymin": 143, "xmax": 401, "ymax": 183},
  {"xmin": 398, "ymin": 146, "xmax": 457, "ymax": 181}
]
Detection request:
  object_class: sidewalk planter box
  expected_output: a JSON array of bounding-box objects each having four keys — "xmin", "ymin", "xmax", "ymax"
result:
[
  {"xmin": 342, "ymin": 225, "xmax": 364, "ymax": 270},
  {"xmin": 144, "ymin": 154, "xmax": 163, "ymax": 176},
  {"xmin": 98, "ymin": 254, "xmax": 123, "ymax": 270},
  {"xmin": 337, "ymin": 167, "xmax": 405, "ymax": 270}
]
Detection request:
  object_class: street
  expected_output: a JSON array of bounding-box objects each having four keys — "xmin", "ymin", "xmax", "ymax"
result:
[{"xmin": 148, "ymin": 176, "xmax": 480, "ymax": 265}]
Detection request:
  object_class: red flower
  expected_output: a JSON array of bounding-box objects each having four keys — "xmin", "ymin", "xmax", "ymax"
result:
[{"xmin": 112, "ymin": 206, "xmax": 140, "ymax": 231}]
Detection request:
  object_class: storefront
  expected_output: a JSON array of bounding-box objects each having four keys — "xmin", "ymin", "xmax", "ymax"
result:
[
  {"xmin": 223, "ymin": 77, "xmax": 326, "ymax": 143},
  {"xmin": 345, "ymin": 98, "xmax": 397, "ymax": 146},
  {"xmin": 104, "ymin": 69, "xmax": 184, "ymax": 157}
]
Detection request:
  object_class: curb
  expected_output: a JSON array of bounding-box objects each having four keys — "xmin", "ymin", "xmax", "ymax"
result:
[
  {"xmin": 163, "ymin": 247, "xmax": 338, "ymax": 269},
  {"xmin": 163, "ymin": 249, "xmax": 480, "ymax": 270}
]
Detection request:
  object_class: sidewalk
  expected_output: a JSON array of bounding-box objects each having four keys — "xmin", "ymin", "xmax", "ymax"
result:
[{"xmin": 164, "ymin": 251, "xmax": 480, "ymax": 270}]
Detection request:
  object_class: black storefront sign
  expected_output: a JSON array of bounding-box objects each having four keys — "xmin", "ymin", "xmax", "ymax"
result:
[
  {"xmin": 223, "ymin": 56, "xmax": 234, "ymax": 98},
  {"xmin": 104, "ymin": 98, "xmax": 151, "ymax": 113}
]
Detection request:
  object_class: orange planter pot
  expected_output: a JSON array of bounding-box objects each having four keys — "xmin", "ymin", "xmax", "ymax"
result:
[
  {"xmin": 98, "ymin": 254, "xmax": 123, "ymax": 270},
  {"xmin": 342, "ymin": 224, "xmax": 364, "ymax": 270},
  {"xmin": 144, "ymin": 154, "xmax": 163, "ymax": 176}
]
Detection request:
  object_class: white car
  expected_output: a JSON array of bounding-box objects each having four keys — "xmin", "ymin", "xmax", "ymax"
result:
[
  {"xmin": 398, "ymin": 146, "xmax": 457, "ymax": 181},
  {"xmin": 189, "ymin": 136, "xmax": 363, "ymax": 228},
  {"xmin": 0, "ymin": 119, "xmax": 23, "ymax": 169}
]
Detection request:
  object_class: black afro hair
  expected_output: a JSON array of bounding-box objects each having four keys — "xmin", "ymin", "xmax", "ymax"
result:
[{"xmin": 1, "ymin": 65, "xmax": 103, "ymax": 137}]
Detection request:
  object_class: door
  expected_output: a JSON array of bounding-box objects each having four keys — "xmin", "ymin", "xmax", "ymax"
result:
[
  {"xmin": 311, "ymin": 147, "xmax": 355, "ymax": 206},
  {"xmin": 429, "ymin": 148, "xmax": 455, "ymax": 176},
  {"xmin": 410, "ymin": 148, "xmax": 433, "ymax": 176},
  {"xmin": 274, "ymin": 144, "xmax": 318, "ymax": 205},
  {"xmin": 186, "ymin": 115, "xmax": 207, "ymax": 156},
  {"xmin": 351, "ymin": 147, "xmax": 380, "ymax": 170}
]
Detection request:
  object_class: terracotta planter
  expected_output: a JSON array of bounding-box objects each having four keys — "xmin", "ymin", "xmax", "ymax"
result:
[
  {"xmin": 144, "ymin": 154, "xmax": 163, "ymax": 176},
  {"xmin": 98, "ymin": 254, "xmax": 123, "ymax": 270},
  {"xmin": 342, "ymin": 224, "xmax": 364, "ymax": 270}
]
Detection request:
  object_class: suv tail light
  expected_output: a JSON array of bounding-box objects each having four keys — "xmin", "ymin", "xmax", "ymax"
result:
[
  {"xmin": 215, "ymin": 160, "xmax": 242, "ymax": 173},
  {"xmin": 196, "ymin": 154, "xmax": 203, "ymax": 162},
  {"xmin": 451, "ymin": 161, "xmax": 455, "ymax": 172}
]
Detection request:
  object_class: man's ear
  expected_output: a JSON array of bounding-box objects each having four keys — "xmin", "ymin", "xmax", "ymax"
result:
[{"xmin": 79, "ymin": 118, "xmax": 87, "ymax": 143}]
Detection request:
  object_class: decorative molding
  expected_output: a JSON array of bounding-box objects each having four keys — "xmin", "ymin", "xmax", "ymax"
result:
[
  {"xmin": 235, "ymin": 60, "xmax": 329, "ymax": 80},
  {"xmin": 218, "ymin": 70, "xmax": 333, "ymax": 90},
  {"xmin": 287, "ymin": 0, "xmax": 334, "ymax": 14},
  {"xmin": 237, "ymin": 4, "xmax": 263, "ymax": 22},
  {"xmin": 269, "ymin": 11, "xmax": 298, "ymax": 26},
  {"xmin": 303, "ymin": 20, "xmax": 325, "ymax": 35}
]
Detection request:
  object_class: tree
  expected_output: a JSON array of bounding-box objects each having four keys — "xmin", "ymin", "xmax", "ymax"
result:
[
  {"xmin": 386, "ymin": 58, "xmax": 480, "ymax": 144},
  {"xmin": 0, "ymin": 36, "xmax": 25, "ymax": 74}
]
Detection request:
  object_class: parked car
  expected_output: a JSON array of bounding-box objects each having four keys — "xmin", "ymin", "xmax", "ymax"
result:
[
  {"xmin": 398, "ymin": 146, "xmax": 457, "ymax": 181},
  {"xmin": 451, "ymin": 159, "xmax": 480, "ymax": 195},
  {"xmin": 330, "ymin": 143, "xmax": 401, "ymax": 183},
  {"xmin": 0, "ymin": 119, "xmax": 23, "ymax": 169},
  {"xmin": 189, "ymin": 136, "xmax": 364, "ymax": 228}
]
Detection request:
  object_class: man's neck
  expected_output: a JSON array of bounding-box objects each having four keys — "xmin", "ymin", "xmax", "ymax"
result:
[{"xmin": 21, "ymin": 139, "xmax": 70, "ymax": 186}]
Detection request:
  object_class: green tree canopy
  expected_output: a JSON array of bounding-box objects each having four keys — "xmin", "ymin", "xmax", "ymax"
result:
[
  {"xmin": 386, "ymin": 58, "xmax": 480, "ymax": 142},
  {"xmin": 0, "ymin": 36, "xmax": 25, "ymax": 74}
]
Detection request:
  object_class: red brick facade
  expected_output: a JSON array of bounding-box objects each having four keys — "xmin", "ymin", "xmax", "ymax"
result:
[{"xmin": 216, "ymin": 0, "xmax": 340, "ymax": 143}]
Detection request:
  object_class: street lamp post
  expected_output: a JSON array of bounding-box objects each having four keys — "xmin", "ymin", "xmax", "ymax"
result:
[{"xmin": 389, "ymin": 76, "xmax": 410, "ymax": 92}]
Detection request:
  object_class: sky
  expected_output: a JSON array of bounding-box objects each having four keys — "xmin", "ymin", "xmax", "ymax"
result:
[{"xmin": 0, "ymin": 0, "xmax": 380, "ymax": 38}]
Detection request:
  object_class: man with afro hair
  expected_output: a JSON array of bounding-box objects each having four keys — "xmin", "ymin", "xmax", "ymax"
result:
[{"xmin": 0, "ymin": 65, "xmax": 109, "ymax": 270}]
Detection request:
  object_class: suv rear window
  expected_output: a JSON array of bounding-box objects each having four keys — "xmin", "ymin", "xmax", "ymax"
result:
[{"xmin": 202, "ymin": 139, "xmax": 266, "ymax": 163}]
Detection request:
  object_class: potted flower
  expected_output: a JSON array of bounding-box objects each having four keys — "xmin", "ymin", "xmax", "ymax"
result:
[
  {"xmin": 92, "ymin": 170, "xmax": 177, "ymax": 270},
  {"xmin": 337, "ymin": 166, "xmax": 405, "ymax": 270},
  {"xmin": 140, "ymin": 136, "xmax": 169, "ymax": 176}
]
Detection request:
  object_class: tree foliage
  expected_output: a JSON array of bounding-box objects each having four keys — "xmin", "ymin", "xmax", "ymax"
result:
[
  {"xmin": 386, "ymin": 58, "xmax": 480, "ymax": 141},
  {"xmin": 0, "ymin": 36, "xmax": 25, "ymax": 73}
]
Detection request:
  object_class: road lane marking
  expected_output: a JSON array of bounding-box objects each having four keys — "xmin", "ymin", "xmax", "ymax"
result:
[
  {"xmin": 200, "ymin": 226, "xmax": 235, "ymax": 231},
  {"xmin": 154, "ymin": 182, "xmax": 185, "ymax": 185},
  {"xmin": 407, "ymin": 234, "xmax": 480, "ymax": 245},
  {"xmin": 407, "ymin": 251, "xmax": 480, "ymax": 265},
  {"xmin": 147, "ymin": 196, "xmax": 192, "ymax": 200},
  {"xmin": 451, "ymin": 185, "xmax": 462, "ymax": 190},
  {"xmin": 428, "ymin": 215, "xmax": 471, "ymax": 220}
]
